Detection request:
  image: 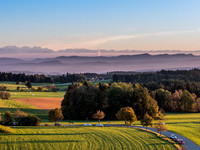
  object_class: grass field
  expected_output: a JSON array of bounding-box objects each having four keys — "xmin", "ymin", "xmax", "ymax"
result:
[
  {"xmin": 0, "ymin": 98, "xmax": 48, "ymax": 121},
  {"xmin": 0, "ymin": 126, "xmax": 177, "ymax": 150},
  {"xmin": 164, "ymin": 113, "xmax": 200, "ymax": 146},
  {"xmin": 10, "ymin": 91, "xmax": 65, "ymax": 98}
]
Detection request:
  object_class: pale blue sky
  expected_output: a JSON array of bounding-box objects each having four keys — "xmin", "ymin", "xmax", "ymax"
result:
[{"xmin": 0, "ymin": 0, "xmax": 200, "ymax": 50}]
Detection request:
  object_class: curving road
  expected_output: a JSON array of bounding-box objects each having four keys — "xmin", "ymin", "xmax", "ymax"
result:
[
  {"xmin": 133, "ymin": 126, "xmax": 200, "ymax": 150},
  {"xmin": 102, "ymin": 124, "xmax": 200, "ymax": 150}
]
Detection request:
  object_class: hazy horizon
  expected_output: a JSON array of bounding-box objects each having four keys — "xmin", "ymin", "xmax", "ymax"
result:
[{"xmin": 1, "ymin": 46, "xmax": 200, "ymax": 59}]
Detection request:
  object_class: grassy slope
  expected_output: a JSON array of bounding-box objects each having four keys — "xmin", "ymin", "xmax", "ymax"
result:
[
  {"xmin": 0, "ymin": 99, "xmax": 48, "ymax": 121},
  {"xmin": 164, "ymin": 113, "xmax": 200, "ymax": 146},
  {"xmin": 0, "ymin": 126, "xmax": 176, "ymax": 150}
]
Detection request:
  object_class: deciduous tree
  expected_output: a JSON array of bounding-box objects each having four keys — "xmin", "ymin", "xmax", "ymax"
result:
[
  {"xmin": 140, "ymin": 113, "xmax": 154, "ymax": 130},
  {"xmin": 116, "ymin": 107, "xmax": 137, "ymax": 125},
  {"xmin": 155, "ymin": 120, "xmax": 167, "ymax": 136},
  {"xmin": 49, "ymin": 108, "xmax": 64, "ymax": 123},
  {"xmin": 132, "ymin": 84, "xmax": 160, "ymax": 119},
  {"xmin": 93, "ymin": 110, "xmax": 105, "ymax": 123}
]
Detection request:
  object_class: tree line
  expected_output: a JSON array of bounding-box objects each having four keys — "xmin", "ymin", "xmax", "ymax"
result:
[
  {"xmin": 0, "ymin": 72, "xmax": 86, "ymax": 83},
  {"xmin": 113, "ymin": 69, "xmax": 200, "ymax": 97}
]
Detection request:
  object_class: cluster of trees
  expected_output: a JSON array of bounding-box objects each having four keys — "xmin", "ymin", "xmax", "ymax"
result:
[
  {"xmin": 61, "ymin": 81, "xmax": 200, "ymax": 121},
  {"xmin": 113, "ymin": 69, "xmax": 200, "ymax": 97},
  {"xmin": 115, "ymin": 106, "xmax": 167, "ymax": 136},
  {"xmin": 0, "ymin": 110, "xmax": 41, "ymax": 126},
  {"xmin": 152, "ymin": 89, "xmax": 199, "ymax": 112},
  {"xmin": 61, "ymin": 82, "xmax": 162, "ymax": 120},
  {"xmin": 0, "ymin": 72, "xmax": 86, "ymax": 83}
]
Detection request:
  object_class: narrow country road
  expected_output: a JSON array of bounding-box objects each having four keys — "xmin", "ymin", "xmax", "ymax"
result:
[
  {"xmin": 102, "ymin": 124, "xmax": 199, "ymax": 150},
  {"xmin": 133, "ymin": 126, "xmax": 200, "ymax": 150}
]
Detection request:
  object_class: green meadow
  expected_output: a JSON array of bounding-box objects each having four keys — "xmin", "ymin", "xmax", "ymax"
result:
[
  {"xmin": 0, "ymin": 126, "xmax": 177, "ymax": 150},
  {"xmin": 9, "ymin": 91, "xmax": 65, "ymax": 99}
]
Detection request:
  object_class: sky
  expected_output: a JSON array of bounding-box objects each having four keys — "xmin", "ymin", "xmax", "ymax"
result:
[{"xmin": 0, "ymin": 0, "xmax": 200, "ymax": 51}]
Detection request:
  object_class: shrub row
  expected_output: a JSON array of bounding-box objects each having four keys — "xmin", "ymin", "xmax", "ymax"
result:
[
  {"xmin": 0, "ymin": 91, "xmax": 11, "ymax": 99},
  {"xmin": 1, "ymin": 110, "xmax": 41, "ymax": 126}
]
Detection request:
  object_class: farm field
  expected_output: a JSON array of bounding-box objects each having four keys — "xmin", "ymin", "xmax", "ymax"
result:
[
  {"xmin": 0, "ymin": 126, "xmax": 177, "ymax": 150},
  {"xmin": 15, "ymin": 97, "xmax": 62, "ymax": 109},
  {"xmin": 10, "ymin": 91, "xmax": 65, "ymax": 99}
]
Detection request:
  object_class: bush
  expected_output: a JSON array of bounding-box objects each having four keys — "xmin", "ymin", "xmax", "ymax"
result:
[
  {"xmin": 0, "ymin": 86, "xmax": 7, "ymax": 91},
  {"xmin": 18, "ymin": 115, "xmax": 41, "ymax": 126},
  {"xmin": 0, "ymin": 91, "xmax": 11, "ymax": 99},
  {"xmin": 16, "ymin": 86, "xmax": 21, "ymax": 91},
  {"xmin": 4, "ymin": 110, "xmax": 13, "ymax": 125},
  {"xmin": 31, "ymin": 87, "xmax": 36, "ymax": 91},
  {"xmin": 0, "ymin": 125, "xmax": 15, "ymax": 134},
  {"xmin": 13, "ymin": 110, "xmax": 28, "ymax": 123},
  {"xmin": 44, "ymin": 85, "xmax": 60, "ymax": 92},
  {"xmin": 37, "ymin": 87, "xmax": 44, "ymax": 92},
  {"xmin": 2, "ymin": 86, "xmax": 7, "ymax": 91},
  {"xmin": 4, "ymin": 92, "xmax": 11, "ymax": 99}
]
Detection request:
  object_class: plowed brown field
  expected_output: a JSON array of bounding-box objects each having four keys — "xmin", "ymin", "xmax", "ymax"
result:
[{"xmin": 14, "ymin": 97, "xmax": 62, "ymax": 109}]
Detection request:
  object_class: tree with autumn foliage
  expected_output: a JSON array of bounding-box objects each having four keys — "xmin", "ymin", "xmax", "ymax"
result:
[
  {"xmin": 49, "ymin": 108, "xmax": 64, "ymax": 123},
  {"xmin": 93, "ymin": 110, "xmax": 105, "ymax": 123},
  {"xmin": 140, "ymin": 113, "xmax": 154, "ymax": 130},
  {"xmin": 116, "ymin": 107, "xmax": 137, "ymax": 125},
  {"xmin": 155, "ymin": 120, "xmax": 167, "ymax": 136}
]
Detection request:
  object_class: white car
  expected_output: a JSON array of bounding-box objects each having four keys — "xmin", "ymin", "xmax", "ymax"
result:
[
  {"xmin": 96, "ymin": 124, "xmax": 104, "ymax": 127},
  {"xmin": 84, "ymin": 123, "xmax": 92, "ymax": 126}
]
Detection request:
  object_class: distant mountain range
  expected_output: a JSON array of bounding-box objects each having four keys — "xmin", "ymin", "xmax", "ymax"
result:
[
  {"xmin": 0, "ymin": 53, "xmax": 200, "ymax": 74},
  {"xmin": 1, "ymin": 46, "xmax": 200, "ymax": 58}
]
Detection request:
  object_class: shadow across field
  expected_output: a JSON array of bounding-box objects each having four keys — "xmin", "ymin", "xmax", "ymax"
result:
[
  {"xmin": 2, "ymin": 133, "xmax": 88, "ymax": 136},
  {"xmin": 0, "ymin": 140, "xmax": 84, "ymax": 144}
]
